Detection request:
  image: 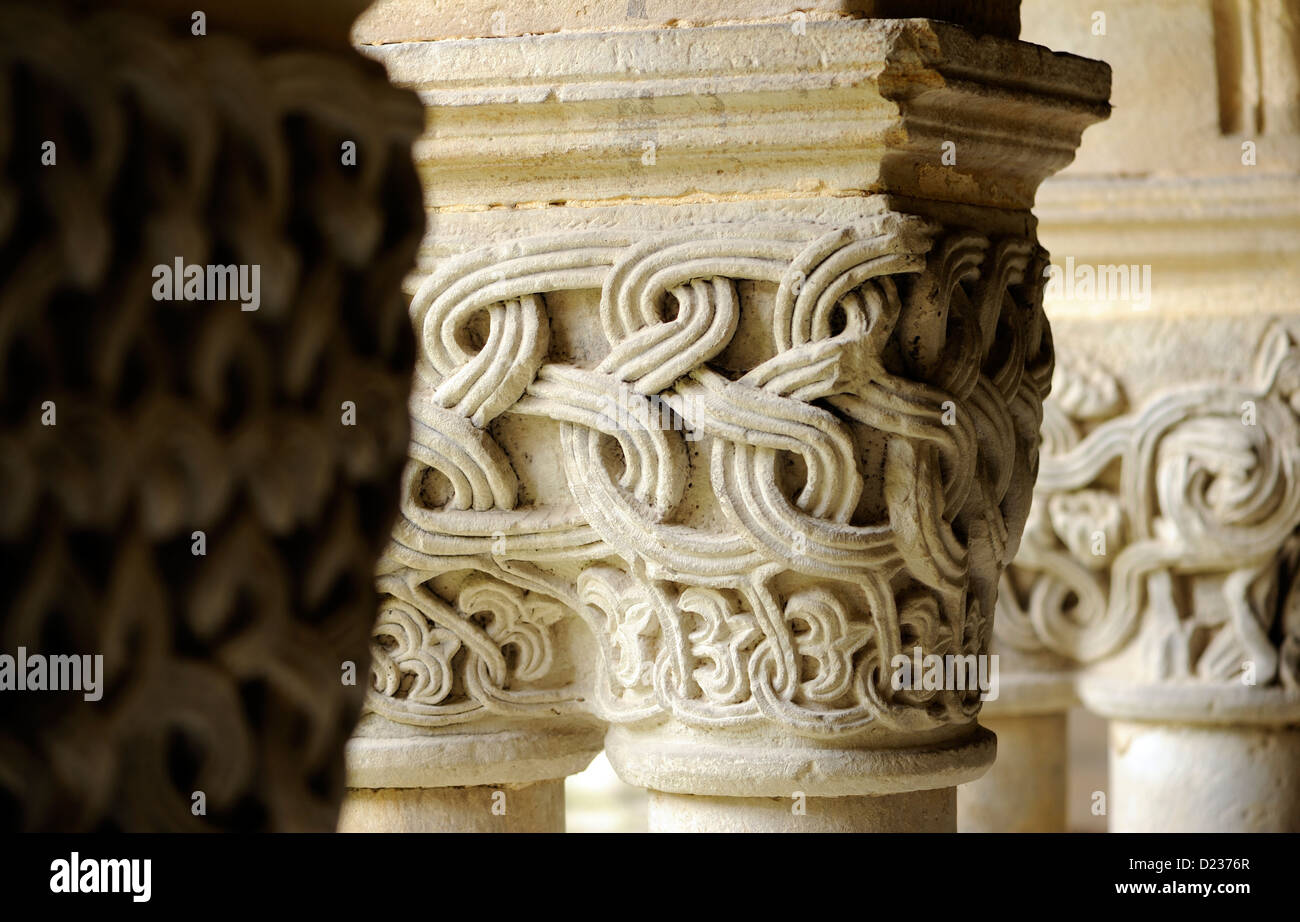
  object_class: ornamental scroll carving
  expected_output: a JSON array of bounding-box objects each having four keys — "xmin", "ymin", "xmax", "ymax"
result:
[
  {"xmin": 996, "ymin": 324, "xmax": 1300, "ymax": 690},
  {"xmin": 369, "ymin": 213, "xmax": 1053, "ymax": 736}
]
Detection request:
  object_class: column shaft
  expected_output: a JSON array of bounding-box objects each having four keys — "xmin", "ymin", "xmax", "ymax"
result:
[
  {"xmin": 959, "ymin": 714, "xmax": 1068, "ymax": 832},
  {"xmin": 1109, "ymin": 721, "xmax": 1300, "ymax": 833},
  {"xmin": 649, "ymin": 788, "xmax": 955, "ymax": 833},
  {"xmin": 339, "ymin": 781, "xmax": 566, "ymax": 833}
]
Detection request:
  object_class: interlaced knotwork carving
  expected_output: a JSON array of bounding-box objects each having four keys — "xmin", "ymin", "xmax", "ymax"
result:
[{"xmin": 371, "ymin": 212, "xmax": 1053, "ymax": 736}]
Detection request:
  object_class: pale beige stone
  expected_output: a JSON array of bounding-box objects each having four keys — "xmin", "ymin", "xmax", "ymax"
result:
[
  {"xmin": 648, "ymin": 786, "xmax": 955, "ymax": 832},
  {"xmin": 347, "ymin": 8, "xmax": 1108, "ymax": 832},
  {"xmin": 606, "ymin": 722, "xmax": 996, "ymax": 798},
  {"xmin": 345, "ymin": 720, "xmax": 605, "ymax": 788},
  {"xmin": 1109, "ymin": 721, "xmax": 1300, "ymax": 832},
  {"xmin": 984, "ymin": 314, "xmax": 1300, "ymax": 830},
  {"xmin": 1021, "ymin": 0, "xmax": 1300, "ymax": 321},
  {"xmin": 354, "ymin": 1, "xmax": 1022, "ymax": 44},
  {"xmin": 958, "ymin": 714, "xmax": 1067, "ymax": 832},
  {"xmin": 960, "ymin": 0, "xmax": 1300, "ymax": 834},
  {"xmin": 339, "ymin": 780, "xmax": 566, "ymax": 832},
  {"xmin": 364, "ymin": 18, "xmax": 1106, "ymax": 219},
  {"xmin": 1022, "ymin": 0, "xmax": 1300, "ymax": 176}
]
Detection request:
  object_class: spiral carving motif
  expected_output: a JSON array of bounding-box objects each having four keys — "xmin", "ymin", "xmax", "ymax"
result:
[{"xmin": 997, "ymin": 325, "xmax": 1300, "ymax": 688}]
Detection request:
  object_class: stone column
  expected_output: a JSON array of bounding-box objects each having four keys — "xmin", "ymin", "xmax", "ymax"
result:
[
  {"xmin": 347, "ymin": 0, "xmax": 1109, "ymax": 832},
  {"xmin": 0, "ymin": 0, "xmax": 423, "ymax": 830},
  {"xmin": 965, "ymin": 0, "xmax": 1300, "ymax": 833},
  {"xmin": 956, "ymin": 713, "xmax": 1070, "ymax": 832}
]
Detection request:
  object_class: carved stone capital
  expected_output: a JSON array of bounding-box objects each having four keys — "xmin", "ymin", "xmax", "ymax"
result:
[
  {"xmin": 348, "ymin": 10, "xmax": 1109, "ymax": 811},
  {"xmin": 363, "ymin": 211, "xmax": 1052, "ymax": 793},
  {"xmin": 995, "ymin": 317, "xmax": 1300, "ymax": 726},
  {"xmin": 954, "ymin": 0, "xmax": 1300, "ymax": 833}
]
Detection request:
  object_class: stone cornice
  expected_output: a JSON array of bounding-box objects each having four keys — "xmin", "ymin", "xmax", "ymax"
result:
[
  {"xmin": 355, "ymin": 1, "xmax": 1025, "ymax": 44},
  {"xmin": 360, "ymin": 19, "xmax": 1109, "ymax": 211},
  {"xmin": 1034, "ymin": 174, "xmax": 1300, "ymax": 319}
]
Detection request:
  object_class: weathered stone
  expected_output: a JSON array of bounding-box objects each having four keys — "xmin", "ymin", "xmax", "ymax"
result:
[
  {"xmin": 355, "ymin": 1, "xmax": 1023, "ymax": 43},
  {"xmin": 346, "ymin": 6, "xmax": 1109, "ymax": 832},
  {"xmin": 966, "ymin": 0, "xmax": 1300, "ymax": 833}
]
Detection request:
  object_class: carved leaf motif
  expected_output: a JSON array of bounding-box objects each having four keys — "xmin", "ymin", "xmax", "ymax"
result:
[
  {"xmin": 1047, "ymin": 489, "xmax": 1125, "ymax": 568},
  {"xmin": 458, "ymin": 581, "xmax": 561, "ymax": 683},
  {"xmin": 1005, "ymin": 325, "xmax": 1300, "ymax": 684},
  {"xmin": 578, "ymin": 567, "xmax": 659, "ymax": 692},
  {"xmin": 786, "ymin": 589, "xmax": 872, "ymax": 704},
  {"xmin": 371, "ymin": 603, "xmax": 462, "ymax": 704},
  {"xmin": 1050, "ymin": 352, "xmax": 1124, "ymax": 420},
  {"xmin": 680, "ymin": 587, "xmax": 759, "ymax": 706}
]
